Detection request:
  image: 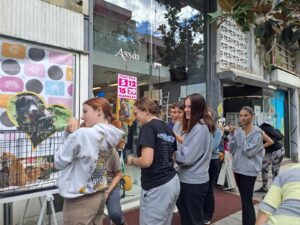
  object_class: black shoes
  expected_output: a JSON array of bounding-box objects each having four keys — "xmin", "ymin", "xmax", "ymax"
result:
[{"xmin": 254, "ymin": 187, "xmax": 268, "ymax": 193}]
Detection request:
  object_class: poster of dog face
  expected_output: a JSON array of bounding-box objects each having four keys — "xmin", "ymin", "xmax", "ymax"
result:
[{"xmin": 6, "ymin": 92, "xmax": 71, "ymax": 148}]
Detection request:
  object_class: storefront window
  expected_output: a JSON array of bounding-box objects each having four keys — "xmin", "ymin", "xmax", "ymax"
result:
[{"xmin": 93, "ymin": 0, "xmax": 206, "ymax": 202}]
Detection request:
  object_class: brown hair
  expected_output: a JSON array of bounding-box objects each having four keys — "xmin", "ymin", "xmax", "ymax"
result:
[
  {"xmin": 240, "ymin": 106, "xmax": 254, "ymax": 116},
  {"xmin": 134, "ymin": 97, "xmax": 160, "ymax": 116},
  {"xmin": 182, "ymin": 93, "xmax": 216, "ymax": 133},
  {"xmin": 84, "ymin": 97, "xmax": 124, "ymax": 148},
  {"xmin": 170, "ymin": 103, "xmax": 177, "ymax": 109},
  {"xmin": 83, "ymin": 97, "xmax": 118, "ymax": 127},
  {"xmin": 176, "ymin": 101, "xmax": 185, "ymax": 111}
]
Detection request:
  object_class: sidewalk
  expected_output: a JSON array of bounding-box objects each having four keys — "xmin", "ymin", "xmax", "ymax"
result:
[
  {"xmin": 213, "ymin": 159, "xmax": 297, "ymax": 225},
  {"xmin": 27, "ymin": 160, "xmax": 297, "ymax": 225}
]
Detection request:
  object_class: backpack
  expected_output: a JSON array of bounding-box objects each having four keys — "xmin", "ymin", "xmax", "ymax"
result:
[{"xmin": 259, "ymin": 123, "xmax": 283, "ymax": 141}]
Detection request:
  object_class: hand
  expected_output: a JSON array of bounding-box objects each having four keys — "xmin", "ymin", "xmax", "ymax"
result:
[
  {"xmin": 66, "ymin": 117, "xmax": 80, "ymax": 133},
  {"xmin": 228, "ymin": 125, "xmax": 236, "ymax": 133},
  {"xmin": 127, "ymin": 155, "xmax": 134, "ymax": 166}
]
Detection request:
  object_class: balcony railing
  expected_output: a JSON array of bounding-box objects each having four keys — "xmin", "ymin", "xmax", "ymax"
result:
[{"xmin": 272, "ymin": 43, "xmax": 297, "ymax": 75}]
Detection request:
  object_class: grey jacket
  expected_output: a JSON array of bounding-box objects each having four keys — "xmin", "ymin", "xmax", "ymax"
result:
[
  {"xmin": 228, "ymin": 126, "xmax": 264, "ymax": 177},
  {"xmin": 176, "ymin": 123, "xmax": 212, "ymax": 184}
]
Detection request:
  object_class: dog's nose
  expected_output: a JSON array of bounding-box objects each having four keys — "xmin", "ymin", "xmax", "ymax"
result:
[{"xmin": 29, "ymin": 105, "xmax": 38, "ymax": 113}]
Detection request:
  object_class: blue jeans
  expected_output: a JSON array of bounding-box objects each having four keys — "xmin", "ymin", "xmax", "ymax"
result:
[{"xmin": 106, "ymin": 186, "xmax": 125, "ymax": 225}]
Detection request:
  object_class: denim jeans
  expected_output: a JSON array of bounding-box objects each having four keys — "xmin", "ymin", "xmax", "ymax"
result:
[{"xmin": 106, "ymin": 186, "xmax": 125, "ymax": 225}]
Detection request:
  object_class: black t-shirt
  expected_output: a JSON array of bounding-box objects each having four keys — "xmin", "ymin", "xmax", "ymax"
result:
[
  {"xmin": 138, "ymin": 119, "xmax": 177, "ymax": 190},
  {"xmin": 260, "ymin": 125, "xmax": 282, "ymax": 152}
]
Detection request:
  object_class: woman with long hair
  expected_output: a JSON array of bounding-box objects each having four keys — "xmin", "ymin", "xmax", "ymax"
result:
[
  {"xmin": 176, "ymin": 93, "xmax": 215, "ymax": 225},
  {"xmin": 127, "ymin": 97, "xmax": 180, "ymax": 225},
  {"xmin": 228, "ymin": 106, "xmax": 273, "ymax": 225},
  {"xmin": 54, "ymin": 97, "xmax": 124, "ymax": 225}
]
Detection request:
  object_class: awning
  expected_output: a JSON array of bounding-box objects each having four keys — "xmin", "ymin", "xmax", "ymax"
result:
[
  {"xmin": 218, "ymin": 69, "xmax": 269, "ymax": 88},
  {"xmin": 271, "ymin": 68, "xmax": 300, "ymax": 88}
]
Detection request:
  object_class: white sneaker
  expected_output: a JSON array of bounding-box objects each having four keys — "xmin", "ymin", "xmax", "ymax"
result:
[{"xmin": 173, "ymin": 206, "xmax": 178, "ymax": 213}]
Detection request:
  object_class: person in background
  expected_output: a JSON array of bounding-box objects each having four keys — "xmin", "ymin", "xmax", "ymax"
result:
[
  {"xmin": 203, "ymin": 109, "xmax": 223, "ymax": 225},
  {"xmin": 173, "ymin": 101, "xmax": 185, "ymax": 149},
  {"xmin": 54, "ymin": 97, "xmax": 124, "ymax": 225},
  {"xmin": 127, "ymin": 97, "xmax": 180, "ymax": 225},
  {"xmin": 105, "ymin": 148, "xmax": 127, "ymax": 225},
  {"xmin": 228, "ymin": 106, "xmax": 274, "ymax": 225},
  {"xmin": 176, "ymin": 93, "xmax": 215, "ymax": 225},
  {"xmin": 255, "ymin": 123, "xmax": 285, "ymax": 193},
  {"xmin": 256, "ymin": 164, "xmax": 300, "ymax": 225},
  {"xmin": 168, "ymin": 103, "xmax": 177, "ymax": 130}
]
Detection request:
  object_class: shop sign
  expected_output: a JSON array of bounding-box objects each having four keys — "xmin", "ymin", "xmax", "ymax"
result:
[
  {"xmin": 115, "ymin": 48, "xmax": 140, "ymax": 62},
  {"xmin": 117, "ymin": 74, "xmax": 137, "ymax": 99}
]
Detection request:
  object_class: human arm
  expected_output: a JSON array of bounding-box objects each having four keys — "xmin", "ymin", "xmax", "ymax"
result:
[
  {"xmin": 127, "ymin": 147, "xmax": 154, "ymax": 168},
  {"xmin": 255, "ymin": 211, "xmax": 269, "ymax": 225},
  {"xmin": 257, "ymin": 175, "xmax": 282, "ymax": 223},
  {"xmin": 66, "ymin": 117, "xmax": 80, "ymax": 133},
  {"xmin": 242, "ymin": 130, "xmax": 264, "ymax": 158},
  {"xmin": 174, "ymin": 133, "xmax": 184, "ymax": 144},
  {"xmin": 105, "ymin": 170, "xmax": 122, "ymax": 198},
  {"xmin": 255, "ymin": 211, "xmax": 270, "ymax": 225},
  {"xmin": 54, "ymin": 132, "xmax": 81, "ymax": 170},
  {"xmin": 262, "ymin": 131, "xmax": 274, "ymax": 148},
  {"xmin": 176, "ymin": 124, "xmax": 211, "ymax": 166}
]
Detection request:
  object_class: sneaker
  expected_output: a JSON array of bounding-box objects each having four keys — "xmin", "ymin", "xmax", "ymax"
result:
[
  {"xmin": 204, "ymin": 220, "xmax": 211, "ymax": 224},
  {"xmin": 254, "ymin": 187, "xmax": 268, "ymax": 193}
]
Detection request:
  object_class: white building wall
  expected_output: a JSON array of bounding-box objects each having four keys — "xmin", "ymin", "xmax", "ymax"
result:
[
  {"xmin": 0, "ymin": 1, "xmax": 89, "ymax": 224},
  {"xmin": 0, "ymin": 0, "xmax": 84, "ymax": 51}
]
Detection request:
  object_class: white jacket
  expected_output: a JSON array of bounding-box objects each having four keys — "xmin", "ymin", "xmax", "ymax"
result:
[{"xmin": 54, "ymin": 123, "xmax": 124, "ymax": 198}]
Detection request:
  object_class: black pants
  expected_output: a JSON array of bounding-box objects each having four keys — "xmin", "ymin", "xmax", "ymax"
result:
[
  {"xmin": 203, "ymin": 159, "xmax": 220, "ymax": 221},
  {"xmin": 177, "ymin": 181, "xmax": 209, "ymax": 225},
  {"xmin": 235, "ymin": 173, "xmax": 257, "ymax": 225}
]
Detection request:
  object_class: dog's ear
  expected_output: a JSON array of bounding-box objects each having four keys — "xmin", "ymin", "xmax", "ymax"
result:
[{"xmin": 15, "ymin": 96, "xmax": 27, "ymax": 108}]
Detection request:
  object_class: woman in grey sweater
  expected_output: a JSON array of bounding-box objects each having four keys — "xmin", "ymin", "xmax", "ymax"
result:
[
  {"xmin": 176, "ymin": 93, "xmax": 215, "ymax": 225},
  {"xmin": 228, "ymin": 106, "xmax": 273, "ymax": 225}
]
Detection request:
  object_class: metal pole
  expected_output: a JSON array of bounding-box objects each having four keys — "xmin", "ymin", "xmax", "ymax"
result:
[
  {"xmin": 88, "ymin": 0, "xmax": 94, "ymax": 98},
  {"xmin": 3, "ymin": 203, "xmax": 13, "ymax": 225}
]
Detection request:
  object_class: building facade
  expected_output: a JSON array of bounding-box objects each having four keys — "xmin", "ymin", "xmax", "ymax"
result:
[
  {"xmin": 0, "ymin": 0, "xmax": 90, "ymax": 224},
  {"xmin": 0, "ymin": 0, "xmax": 299, "ymax": 224}
]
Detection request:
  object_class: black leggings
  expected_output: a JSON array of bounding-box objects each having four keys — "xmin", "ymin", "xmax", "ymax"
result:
[{"xmin": 235, "ymin": 173, "xmax": 257, "ymax": 225}]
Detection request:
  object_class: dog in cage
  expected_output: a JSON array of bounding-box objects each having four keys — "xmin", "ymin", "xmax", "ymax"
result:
[
  {"xmin": 0, "ymin": 152, "xmax": 45, "ymax": 188},
  {"xmin": 15, "ymin": 94, "xmax": 55, "ymax": 132},
  {"xmin": 0, "ymin": 152, "xmax": 27, "ymax": 187}
]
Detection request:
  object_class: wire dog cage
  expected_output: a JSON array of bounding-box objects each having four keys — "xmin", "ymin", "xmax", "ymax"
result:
[{"xmin": 0, "ymin": 130, "xmax": 64, "ymax": 196}]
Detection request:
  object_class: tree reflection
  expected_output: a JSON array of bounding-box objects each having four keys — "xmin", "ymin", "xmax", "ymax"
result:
[{"xmin": 157, "ymin": 3, "xmax": 204, "ymax": 75}]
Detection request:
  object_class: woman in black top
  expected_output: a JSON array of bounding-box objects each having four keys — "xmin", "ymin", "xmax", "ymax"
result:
[
  {"xmin": 255, "ymin": 123, "xmax": 285, "ymax": 193},
  {"xmin": 127, "ymin": 97, "xmax": 180, "ymax": 225}
]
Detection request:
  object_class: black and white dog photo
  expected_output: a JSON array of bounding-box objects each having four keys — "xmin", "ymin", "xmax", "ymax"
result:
[{"xmin": 15, "ymin": 94, "xmax": 54, "ymax": 132}]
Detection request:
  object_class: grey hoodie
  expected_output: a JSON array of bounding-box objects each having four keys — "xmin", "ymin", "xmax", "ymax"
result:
[
  {"xmin": 228, "ymin": 126, "xmax": 264, "ymax": 177},
  {"xmin": 176, "ymin": 123, "xmax": 212, "ymax": 184},
  {"xmin": 55, "ymin": 123, "xmax": 124, "ymax": 198}
]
